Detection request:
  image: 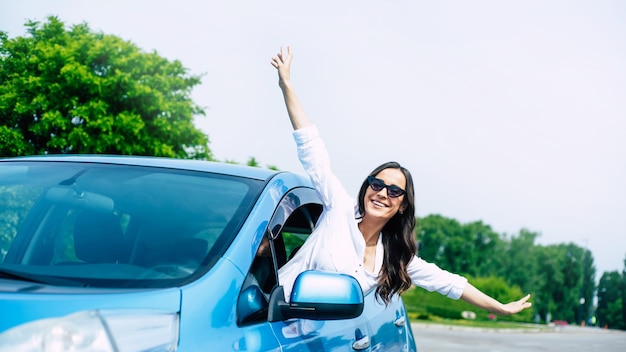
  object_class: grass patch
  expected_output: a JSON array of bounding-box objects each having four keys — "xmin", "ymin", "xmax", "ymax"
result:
[{"xmin": 407, "ymin": 313, "xmax": 548, "ymax": 330}]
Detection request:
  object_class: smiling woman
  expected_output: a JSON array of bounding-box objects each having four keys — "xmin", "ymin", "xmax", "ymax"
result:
[{"xmin": 271, "ymin": 46, "xmax": 533, "ymax": 319}]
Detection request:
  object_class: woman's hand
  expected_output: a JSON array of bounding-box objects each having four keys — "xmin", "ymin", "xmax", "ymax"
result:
[
  {"xmin": 461, "ymin": 283, "xmax": 532, "ymax": 316},
  {"xmin": 271, "ymin": 46, "xmax": 293, "ymax": 89},
  {"xmin": 270, "ymin": 46, "xmax": 311, "ymax": 130},
  {"xmin": 499, "ymin": 293, "xmax": 533, "ymax": 315}
]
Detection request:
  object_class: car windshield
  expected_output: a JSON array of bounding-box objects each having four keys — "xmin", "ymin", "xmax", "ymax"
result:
[{"xmin": 0, "ymin": 161, "xmax": 264, "ymax": 288}]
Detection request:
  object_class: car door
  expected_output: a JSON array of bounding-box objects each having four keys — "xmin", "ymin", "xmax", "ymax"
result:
[
  {"xmin": 271, "ymin": 194, "xmax": 372, "ymax": 352},
  {"xmin": 236, "ymin": 187, "xmax": 374, "ymax": 351},
  {"xmin": 362, "ymin": 291, "xmax": 411, "ymax": 351}
]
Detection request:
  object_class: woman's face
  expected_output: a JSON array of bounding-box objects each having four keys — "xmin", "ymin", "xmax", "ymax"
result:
[{"xmin": 363, "ymin": 168, "xmax": 406, "ymax": 222}]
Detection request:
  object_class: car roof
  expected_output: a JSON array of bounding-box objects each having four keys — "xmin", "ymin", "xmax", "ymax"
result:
[{"xmin": 0, "ymin": 155, "xmax": 280, "ymax": 181}]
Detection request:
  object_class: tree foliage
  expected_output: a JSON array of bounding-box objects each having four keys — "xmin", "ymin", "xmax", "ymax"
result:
[
  {"xmin": 417, "ymin": 215, "xmax": 501, "ymax": 277},
  {"xmin": 0, "ymin": 17, "xmax": 211, "ymax": 159},
  {"xmin": 415, "ymin": 214, "xmax": 601, "ymax": 327},
  {"xmin": 494, "ymin": 229, "xmax": 539, "ymax": 295},
  {"xmin": 597, "ymin": 259, "xmax": 626, "ymax": 329},
  {"xmin": 532, "ymin": 244, "xmax": 589, "ymax": 324}
]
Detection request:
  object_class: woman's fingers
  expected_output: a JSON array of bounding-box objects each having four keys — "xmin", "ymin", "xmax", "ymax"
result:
[
  {"xmin": 277, "ymin": 46, "xmax": 292, "ymax": 64},
  {"xmin": 511, "ymin": 294, "xmax": 532, "ymax": 314},
  {"xmin": 271, "ymin": 47, "xmax": 290, "ymax": 68}
]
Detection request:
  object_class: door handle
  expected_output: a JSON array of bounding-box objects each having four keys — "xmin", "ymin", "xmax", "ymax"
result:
[
  {"xmin": 394, "ymin": 310, "xmax": 406, "ymax": 327},
  {"xmin": 352, "ymin": 328, "xmax": 370, "ymax": 350},
  {"xmin": 394, "ymin": 316, "xmax": 406, "ymax": 327}
]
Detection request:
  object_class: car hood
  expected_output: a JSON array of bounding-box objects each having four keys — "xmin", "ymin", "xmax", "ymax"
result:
[{"xmin": 0, "ymin": 279, "xmax": 181, "ymax": 333}]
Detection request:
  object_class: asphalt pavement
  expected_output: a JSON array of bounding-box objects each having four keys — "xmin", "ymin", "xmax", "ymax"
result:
[{"xmin": 410, "ymin": 322, "xmax": 626, "ymax": 352}]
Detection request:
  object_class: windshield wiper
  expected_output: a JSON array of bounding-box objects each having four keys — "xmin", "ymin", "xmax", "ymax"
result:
[
  {"xmin": 0, "ymin": 268, "xmax": 47, "ymax": 284},
  {"xmin": 0, "ymin": 268, "xmax": 83, "ymax": 287}
]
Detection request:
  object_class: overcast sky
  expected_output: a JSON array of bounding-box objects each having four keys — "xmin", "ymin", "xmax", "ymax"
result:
[{"xmin": 2, "ymin": 1, "xmax": 624, "ymax": 277}]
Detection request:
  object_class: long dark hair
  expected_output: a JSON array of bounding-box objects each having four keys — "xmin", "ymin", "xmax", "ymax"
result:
[{"xmin": 357, "ymin": 161, "xmax": 417, "ymax": 304}]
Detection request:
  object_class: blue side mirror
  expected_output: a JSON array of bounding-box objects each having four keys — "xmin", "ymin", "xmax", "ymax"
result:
[{"xmin": 268, "ymin": 270, "xmax": 364, "ymax": 322}]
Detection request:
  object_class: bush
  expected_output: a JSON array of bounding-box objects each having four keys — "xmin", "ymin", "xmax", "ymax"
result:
[{"xmin": 402, "ymin": 276, "xmax": 533, "ymax": 323}]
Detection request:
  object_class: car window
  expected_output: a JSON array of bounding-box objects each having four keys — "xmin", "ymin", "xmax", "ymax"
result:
[
  {"xmin": 238, "ymin": 197, "xmax": 322, "ymax": 326},
  {"xmin": 281, "ymin": 202, "xmax": 321, "ymax": 262},
  {"xmin": 252, "ymin": 202, "xmax": 322, "ymax": 294},
  {"xmin": 0, "ymin": 161, "xmax": 264, "ymax": 288}
]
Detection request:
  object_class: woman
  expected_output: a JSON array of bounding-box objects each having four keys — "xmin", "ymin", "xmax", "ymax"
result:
[{"xmin": 272, "ymin": 46, "xmax": 531, "ymax": 315}]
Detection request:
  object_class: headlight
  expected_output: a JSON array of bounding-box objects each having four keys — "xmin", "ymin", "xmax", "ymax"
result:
[{"xmin": 0, "ymin": 310, "xmax": 179, "ymax": 352}]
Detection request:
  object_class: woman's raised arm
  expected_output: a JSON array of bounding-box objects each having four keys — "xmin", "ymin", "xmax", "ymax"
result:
[{"xmin": 271, "ymin": 46, "xmax": 312, "ymax": 130}]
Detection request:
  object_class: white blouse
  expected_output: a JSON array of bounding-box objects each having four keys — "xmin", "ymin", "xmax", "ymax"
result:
[{"xmin": 278, "ymin": 125, "xmax": 467, "ymax": 301}]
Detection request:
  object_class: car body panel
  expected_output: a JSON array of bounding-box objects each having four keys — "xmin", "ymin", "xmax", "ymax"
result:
[
  {"xmin": 364, "ymin": 293, "xmax": 411, "ymax": 351},
  {"xmin": 271, "ymin": 317, "xmax": 370, "ymax": 352},
  {"xmin": 0, "ymin": 279, "xmax": 181, "ymax": 332}
]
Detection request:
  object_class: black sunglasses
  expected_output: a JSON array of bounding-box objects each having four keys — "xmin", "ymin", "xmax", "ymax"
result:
[{"xmin": 367, "ymin": 176, "xmax": 406, "ymax": 198}]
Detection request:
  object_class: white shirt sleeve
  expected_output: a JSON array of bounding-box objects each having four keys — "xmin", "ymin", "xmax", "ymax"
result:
[
  {"xmin": 280, "ymin": 125, "xmax": 360, "ymax": 301},
  {"xmin": 407, "ymin": 256, "xmax": 468, "ymax": 299},
  {"xmin": 293, "ymin": 125, "xmax": 352, "ymax": 209}
]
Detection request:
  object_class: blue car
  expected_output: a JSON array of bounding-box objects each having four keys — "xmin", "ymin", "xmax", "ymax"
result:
[{"xmin": 0, "ymin": 155, "xmax": 417, "ymax": 351}]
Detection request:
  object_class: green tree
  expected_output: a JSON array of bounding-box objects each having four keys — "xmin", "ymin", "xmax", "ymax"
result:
[
  {"xmin": 461, "ymin": 220, "xmax": 501, "ymax": 276},
  {"xmin": 494, "ymin": 229, "xmax": 539, "ymax": 296},
  {"xmin": 597, "ymin": 270, "xmax": 625, "ymax": 329},
  {"xmin": 531, "ymin": 243, "xmax": 591, "ymax": 324},
  {"xmin": 246, "ymin": 157, "xmax": 260, "ymax": 167},
  {"xmin": 417, "ymin": 215, "xmax": 500, "ymax": 277},
  {"xmin": 579, "ymin": 247, "xmax": 596, "ymax": 325},
  {"xmin": 623, "ymin": 255, "xmax": 626, "ymax": 329},
  {"xmin": 416, "ymin": 214, "xmax": 463, "ymax": 272},
  {"xmin": 0, "ymin": 17, "xmax": 211, "ymax": 159},
  {"xmin": 417, "ymin": 215, "xmax": 601, "ymax": 325},
  {"xmin": 531, "ymin": 245, "xmax": 561, "ymax": 322}
]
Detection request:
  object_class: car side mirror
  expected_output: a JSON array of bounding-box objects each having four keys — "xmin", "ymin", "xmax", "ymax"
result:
[
  {"xmin": 267, "ymin": 270, "xmax": 364, "ymax": 322},
  {"xmin": 237, "ymin": 285, "xmax": 269, "ymax": 325}
]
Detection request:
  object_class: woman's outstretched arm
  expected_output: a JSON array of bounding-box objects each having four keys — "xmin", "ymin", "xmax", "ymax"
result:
[
  {"xmin": 271, "ymin": 46, "xmax": 312, "ymax": 130},
  {"xmin": 461, "ymin": 283, "xmax": 532, "ymax": 315}
]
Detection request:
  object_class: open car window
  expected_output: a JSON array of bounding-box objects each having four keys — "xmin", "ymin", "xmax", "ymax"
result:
[{"xmin": 238, "ymin": 189, "xmax": 322, "ymax": 325}]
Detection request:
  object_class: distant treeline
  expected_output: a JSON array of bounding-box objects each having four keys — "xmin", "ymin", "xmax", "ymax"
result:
[{"xmin": 407, "ymin": 214, "xmax": 625, "ymax": 330}]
